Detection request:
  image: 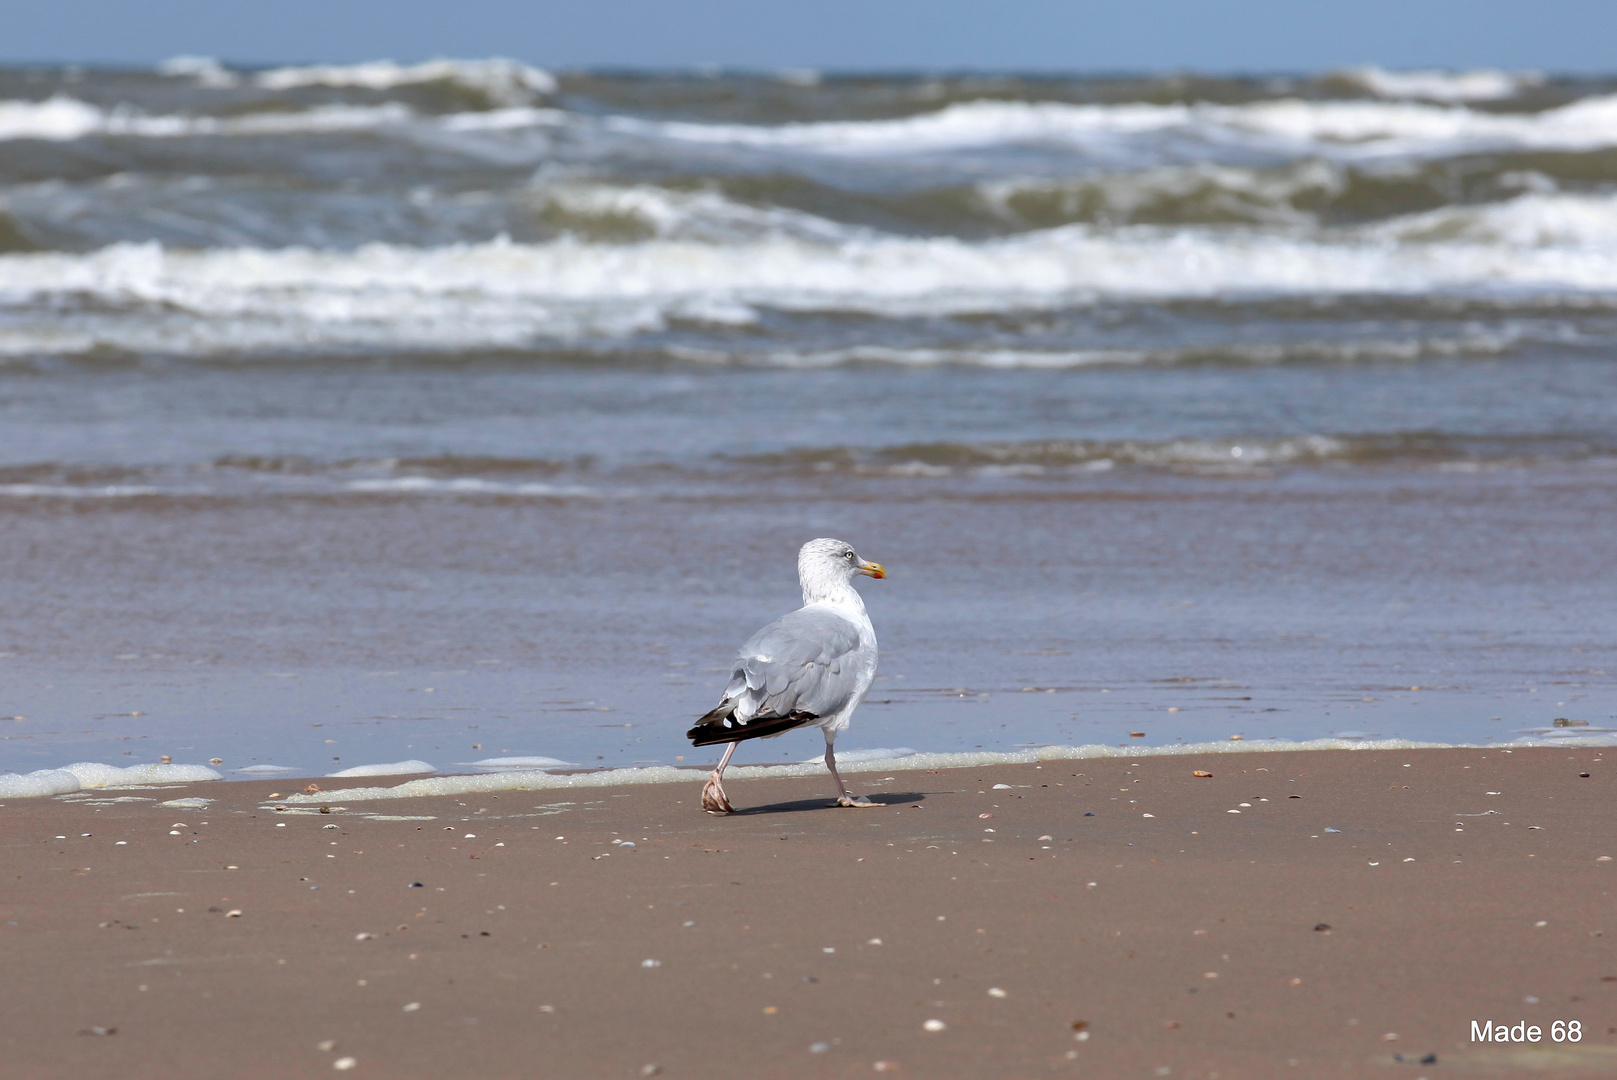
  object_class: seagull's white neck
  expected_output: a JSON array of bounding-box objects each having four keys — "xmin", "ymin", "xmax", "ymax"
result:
[{"xmin": 800, "ymin": 564, "xmax": 867, "ymax": 612}]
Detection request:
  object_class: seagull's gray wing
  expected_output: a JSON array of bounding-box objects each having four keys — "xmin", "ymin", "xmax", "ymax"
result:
[
  {"xmin": 733, "ymin": 607, "xmax": 864, "ymax": 718},
  {"xmin": 687, "ymin": 607, "xmax": 864, "ymax": 745}
]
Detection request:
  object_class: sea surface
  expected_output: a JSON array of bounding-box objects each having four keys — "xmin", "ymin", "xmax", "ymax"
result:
[{"xmin": 2, "ymin": 60, "xmax": 1615, "ymax": 783}]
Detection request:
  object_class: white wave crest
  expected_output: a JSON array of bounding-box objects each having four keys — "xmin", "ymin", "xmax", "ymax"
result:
[
  {"xmin": 0, "ymin": 96, "xmax": 413, "ymax": 142},
  {"xmin": 2, "ymin": 191, "xmax": 1616, "ymax": 358},
  {"xmin": 534, "ymin": 182, "xmax": 866, "ymax": 244},
  {"xmin": 6, "ymin": 84, "xmax": 1614, "ymax": 167},
  {"xmin": 1334, "ymin": 67, "xmax": 1539, "ymax": 103},
  {"xmin": 615, "ymin": 94, "xmax": 1617, "ymax": 163},
  {"xmin": 253, "ymin": 58, "xmax": 556, "ymax": 104},
  {"xmin": 156, "ymin": 56, "xmax": 240, "ymax": 88}
]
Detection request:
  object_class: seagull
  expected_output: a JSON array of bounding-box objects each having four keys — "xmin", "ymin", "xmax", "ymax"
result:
[{"xmin": 686, "ymin": 538, "xmax": 886, "ymax": 813}]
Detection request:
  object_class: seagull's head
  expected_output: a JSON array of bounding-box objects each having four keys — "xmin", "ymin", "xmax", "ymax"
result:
[{"xmin": 799, "ymin": 537, "xmax": 885, "ymax": 597}]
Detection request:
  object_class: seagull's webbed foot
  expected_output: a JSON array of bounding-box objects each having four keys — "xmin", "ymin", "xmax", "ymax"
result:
[
  {"xmin": 701, "ymin": 774, "xmax": 736, "ymax": 814},
  {"xmin": 835, "ymin": 794, "xmax": 879, "ymax": 808}
]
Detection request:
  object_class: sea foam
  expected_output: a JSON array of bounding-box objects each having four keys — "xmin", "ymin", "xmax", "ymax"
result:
[
  {"xmin": 326, "ymin": 760, "xmax": 437, "ymax": 778},
  {"xmin": 459, "ymin": 756, "xmax": 580, "ymax": 772},
  {"xmin": 278, "ymin": 737, "xmax": 1557, "ymax": 805},
  {"xmin": 0, "ymin": 762, "xmax": 225, "ymax": 798},
  {"xmin": 62, "ymin": 762, "xmax": 224, "ymax": 787},
  {"xmin": 0, "ymin": 768, "xmax": 82, "ymax": 798}
]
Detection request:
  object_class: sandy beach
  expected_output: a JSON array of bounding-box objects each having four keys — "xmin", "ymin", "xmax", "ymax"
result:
[
  {"xmin": 3, "ymin": 747, "xmax": 1613, "ymax": 1079},
  {"xmin": 5, "ymin": 53, "xmax": 1617, "ymax": 1080}
]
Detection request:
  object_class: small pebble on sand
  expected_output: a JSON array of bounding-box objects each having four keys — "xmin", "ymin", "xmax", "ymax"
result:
[
  {"xmin": 988, "ymin": 987, "xmax": 1008, "ymax": 998},
  {"xmin": 922, "ymin": 1019, "xmax": 946, "ymax": 1032},
  {"xmin": 333, "ymin": 1058, "xmax": 356, "ymax": 1071}
]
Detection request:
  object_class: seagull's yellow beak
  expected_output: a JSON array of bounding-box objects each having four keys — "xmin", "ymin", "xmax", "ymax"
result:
[{"xmin": 857, "ymin": 560, "xmax": 886, "ymax": 579}]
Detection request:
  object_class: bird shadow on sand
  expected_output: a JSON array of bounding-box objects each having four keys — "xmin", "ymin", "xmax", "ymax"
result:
[{"xmin": 731, "ymin": 792, "xmax": 928, "ymax": 816}]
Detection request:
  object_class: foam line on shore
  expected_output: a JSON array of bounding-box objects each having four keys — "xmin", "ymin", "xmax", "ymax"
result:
[
  {"xmin": 0, "ymin": 761, "xmax": 224, "ymax": 799},
  {"xmin": 276, "ymin": 737, "xmax": 1583, "ymax": 805},
  {"xmin": 326, "ymin": 759, "xmax": 436, "ymax": 778}
]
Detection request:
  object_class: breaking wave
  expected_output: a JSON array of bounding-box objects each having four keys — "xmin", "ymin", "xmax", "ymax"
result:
[
  {"xmin": 742, "ymin": 432, "xmax": 1617, "ymax": 474},
  {"xmin": 156, "ymin": 56, "xmax": 555, "ymax": 103},
  {"xmin": 1329, "ymin": 67, "xmax": 1540, "ymax": 103},
  {"xmin": 2, "ymin": 189, "xmax": 1617, "ymax": 360},
  {"xmin": 2, "ymin": 81, "xmax": 1615, "ymax": 168},
  {"xmin": 0, "ymin": 96, "xmax": 417, "ymax": 142},
  {"xmin": 250, "ymin": 58, "xmax": 556, "ymax": 103},
  {"xmin": 613, "ymin": 94, "xmax": 1617, "ymax": 163}
]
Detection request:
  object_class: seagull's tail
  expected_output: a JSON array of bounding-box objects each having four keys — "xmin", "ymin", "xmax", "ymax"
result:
[{"xmin": 687, "ymin": 701, "xmax": 818, "ymax": 747}]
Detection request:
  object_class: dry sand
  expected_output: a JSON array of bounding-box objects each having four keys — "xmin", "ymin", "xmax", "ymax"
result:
[{"xmin": 3, "ymin": 747, "xmax": 1614, "ymax": 1079}]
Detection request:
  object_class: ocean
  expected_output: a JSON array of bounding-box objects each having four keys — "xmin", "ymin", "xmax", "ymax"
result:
[{"xmin": 2, "ymin": 59, "xmax": 1614, "ymax": 787}]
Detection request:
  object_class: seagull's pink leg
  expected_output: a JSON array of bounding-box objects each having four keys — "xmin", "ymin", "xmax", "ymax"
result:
[
  {"xmin": 701, "ymin": 742, "xmax": 738, "ymax": 813},
  {"xmin": 827, "ymin": 741, "xmax": 876, "ymax": 807}
]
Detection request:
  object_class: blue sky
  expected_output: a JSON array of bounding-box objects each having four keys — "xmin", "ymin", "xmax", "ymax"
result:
[{"xmin": 8, "ymin": 0, "xmax": 1615, "ymax": 72}]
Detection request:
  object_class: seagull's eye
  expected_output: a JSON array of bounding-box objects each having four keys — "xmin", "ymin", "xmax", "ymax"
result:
[{"xmin": 843, "ymin": 551, "xmax": 855, "ymax": 560}]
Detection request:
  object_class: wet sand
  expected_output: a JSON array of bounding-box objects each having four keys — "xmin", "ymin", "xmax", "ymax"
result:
[{"xmin": 3, "ymin": 747, "xmax": 1614, "ymax": 1079}]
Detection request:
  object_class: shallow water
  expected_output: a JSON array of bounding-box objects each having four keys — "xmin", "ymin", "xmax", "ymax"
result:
[{"xmin": 1, "ymin": 62, "xmax": 1614, "ymax": 780}]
